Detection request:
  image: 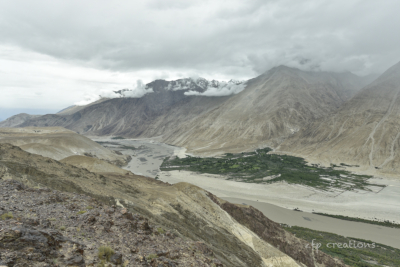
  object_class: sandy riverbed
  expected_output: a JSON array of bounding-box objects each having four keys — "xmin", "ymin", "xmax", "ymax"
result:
[
  {"xmin": 157, "ymin": 170, "xmax": 400, "ymax": 224},
  {"xmin": 88, "ymin": 136, "xmax": 185, "ymax": 177}
]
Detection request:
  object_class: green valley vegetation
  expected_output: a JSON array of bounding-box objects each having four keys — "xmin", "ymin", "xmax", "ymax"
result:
[
  {"xmin": 312, "ymin": 213, "xmax": 400, "ymax": 229},
  {"xmin": 160, "ymin": 148, "xmax": 385, "ymax": 191},
  {"xmin": 282, "ymin": 225, "xmax": 400, "ymax": 267}
]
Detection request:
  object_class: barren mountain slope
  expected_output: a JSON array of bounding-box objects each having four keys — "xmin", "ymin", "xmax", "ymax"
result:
[
  {"xmin": 0, "ymin": 127, "xmax": 130, "ymax": 166},
  {"xmin": 278, "ymin": 61, "xmax": 400, "ymax": 174},
  {"xmin": 57, "ymin": 98, "xmax": 110, "ymax": 115},
  {"xmin": 0, "ymin": 143, "xmax": 348, "ymax": 267},
  {"xmin": 0, "ymin": 113, "xmax": 41, "ymax": 127},
  {"xmin": 17, "ymin": 80, "xmax": 232, "ymax": 138},
  {"xmin": 161, "ymin": 66, "xmax": 374, "ymax": 154}
]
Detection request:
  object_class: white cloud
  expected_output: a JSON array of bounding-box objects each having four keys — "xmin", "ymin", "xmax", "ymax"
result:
[
  {"xmin": 75, "ymin": 80, "xmax": 154, "ymax": 106},
  {"xmin": 121, "ymin": 80, "xmax": 154, "ymax": 98}
]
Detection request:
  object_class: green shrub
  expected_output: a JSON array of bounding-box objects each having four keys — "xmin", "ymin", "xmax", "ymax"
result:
[
  {"xmin": 59, "ymin": 226, "xmax": 66, "ymax": 231},
  {"xmin": 98, "ymin": 246, "xmax": 114, "ymax": 262},
  {"xmin": 157, "ymin": 227, "xmax": 165, "ymax": 234}
]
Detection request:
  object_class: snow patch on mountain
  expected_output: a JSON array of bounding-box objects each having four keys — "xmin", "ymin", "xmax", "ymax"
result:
[
  {"xmin": 185, "ymin": 79, "xmax": 246, "ymax": 96},
  {"xmin": 75, "ymin": 77, "xmax": 246, "ymax": 106},
  {"xmin": 158, "ymin": 77, "xmax": 246, "ymax": 96}
]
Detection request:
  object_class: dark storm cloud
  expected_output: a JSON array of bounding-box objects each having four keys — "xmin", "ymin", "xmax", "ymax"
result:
[{"xmin": 0, "ymin": 0, "xmax": 399, "ymax": 78}]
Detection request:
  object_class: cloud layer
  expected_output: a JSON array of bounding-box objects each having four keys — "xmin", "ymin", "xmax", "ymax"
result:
[{"xmin": 1, "ymin": 0, "xmax": 400, "ymax": 115}]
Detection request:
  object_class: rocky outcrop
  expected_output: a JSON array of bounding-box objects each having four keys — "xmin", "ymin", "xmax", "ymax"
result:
[{"xmin": 0, "ymin": 180, "xmax": 224, "ymax": 266}]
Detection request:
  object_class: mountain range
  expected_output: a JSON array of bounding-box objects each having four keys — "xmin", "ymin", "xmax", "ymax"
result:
[{"xmin": 3, "ymin": 63, "xmax": 399, "ymax": 173}]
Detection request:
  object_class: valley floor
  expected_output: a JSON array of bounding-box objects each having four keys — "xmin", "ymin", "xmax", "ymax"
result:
[{"xmin": 88, "ymin": 137, "xmax": 400, "ymax": 250}]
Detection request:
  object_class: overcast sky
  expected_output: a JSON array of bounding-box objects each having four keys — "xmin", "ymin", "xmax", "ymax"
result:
[{"xmin": 1, "ymin": 0, "xmax": 400, "ymax": 120}]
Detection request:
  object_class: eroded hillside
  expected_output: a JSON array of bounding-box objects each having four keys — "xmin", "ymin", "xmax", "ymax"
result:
[
  {"xmin": 0, "ymin": 127, "xmax": 130, "ymax": 167},
  {"xmin": 278, "ymin": 61, "xmax": 400, "ymax": 174}
]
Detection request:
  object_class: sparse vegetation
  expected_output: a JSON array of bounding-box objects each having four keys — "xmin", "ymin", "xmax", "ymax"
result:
[
  {"xmin": 77, "ymin": 210, "xmax": 87, "ymax": 215},
  {"xmin": 313, "ymin": 213, "xmax": 400, "ymax": 229},
  {"xmin": 120, "ymin": 145, "xmax": 137, "ymax": 150},
  {"xmin": 283, "ymin": 225, "xmax": 400, "ymax": 267},
  {"xmin": 98, "ymin": 246, "xmax": 114, "ymax": 262},
  {"xmin": 0, "ymin": 212, "xmax": 13, "ymax": 220},
  {"xmin": 111, "ymin": 136, "xmax": 125, "ymax": 140},
  {"xmin": 157, "ymin": 227, "xmax": 165, "ymax": 234},
  {"xmin": 146, "ymin": 253, "xmax": 158, "ymax": 260},
  {"xmin": 59, "ymin": 226, "xmax": 66, "ymax": 231},
  {"xmin": 95, "ymin": 141, "xmax": 137, "ymax": 150},
  {"xmin": 161, "ymin": 148, "xmax": 385, "ymax": 191}
]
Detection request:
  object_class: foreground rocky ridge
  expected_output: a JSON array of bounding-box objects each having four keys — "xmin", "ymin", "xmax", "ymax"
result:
[
  {"xmin": 0, "ymin": 143, "xmax": 347, "ymax": 266},
  {"xmin": 0, "ymin": 179, "xmax": 223, "ymax": 266}
]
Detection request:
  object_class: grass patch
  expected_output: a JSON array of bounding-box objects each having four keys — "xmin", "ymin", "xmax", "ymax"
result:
[
  {"xmin": 157, "ymin": 227, "xmax": 165, "ymax": 234},
  {"xmin": 161, "ymin": 148, "xmax": 384, "ymax": 191},
  {"xmin": 59, "ymin": 226, "xmax": 66, "ymax": 231},
  {"xmin": 98, "ymin": 246, "xmax": 114, "ymax": 261},
  {"xmin": 313, "ymin": 213, "xmax": 400, "ymax": 229},
  {"xmin": 283, "ymin": 225, "xmax": 400, "ymax": 267},
  {"xmin": 77, "ymin": 210, "xmax": 87, "ymax": 215},
  {"xmin": 0, "ymin": 212, "xmax": 13, "ymax": 220}
]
